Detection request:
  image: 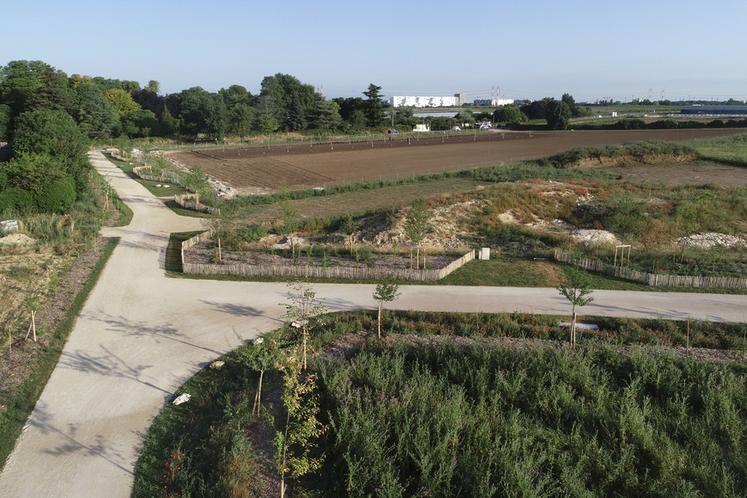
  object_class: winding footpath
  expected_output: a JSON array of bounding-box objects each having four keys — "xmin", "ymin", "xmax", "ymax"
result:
[{"xmin": 1, "ymin": 151, "xmax": 746, "ymax": 497}]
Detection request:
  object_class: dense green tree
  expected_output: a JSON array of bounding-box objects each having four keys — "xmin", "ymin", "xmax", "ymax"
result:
[
  {"xmin": 0, "ymin": 60, "xmax": 73, "ymax": 135},
  {"xmin": 146, "ymin": 80, "xmax": 160, "ymax": 94},
  {"xmin": 561, "ymin": 93, "xmax": 582, "ymax": 117},
  {"xmin": 520, "ymin": 98, "xmax": 554, "ymax": 120},
  {"xmin": 492, "ymin": 104, "xmax": 528, "ymax": 125},
  {"xmin": 255, "ymin": 111, "xmax": 279, "ymax": 133},
  {"xmin": 0, "ymin": 104, "xmax": 10, "ymax": 140},
  {"xmin": 121, "ymin": 108, "xmax": 159, "ymax": 137},
  {"xmin": 220, "ymin": 85, "xmax": 254, "ymax": 139},
  {"xmin": 38, "ymin": 176, "xmax": 76, "ymax": 213},
  {"xmin": 0, "ymin": 187, "xmax": 34, "ymax": 214},
  {"xmin": 259, "ymin": 74, "xmax": 321, "ymax": 131},
  {"xmin": 74, "ymin": 82, "xmax": 119, "ymax": 139},
  {"xmin": 393, "ymin": 107, "xmax": 417, "ymax": 128},
  {"xmin": 349, "ymin": 109, "xmax": 367, "ymax": 130},
  {"xmin": 177, "ymin": 87, "xmax": 227, "ymax": 139},
  {"xmin": 227, "ymin": 103, "xmax": 254, "ymax": 139},
  {"xmin": 91, "ymin": 77, "xmax": 140, "ymax": 93},
  {"xmin": 158, "ymin": 107, "xmax": 179, "ymax": 136},
  {"xmin": 309, "ymin": 99, "xmax": 342, "ymax": 130},
  {"xmin": 2, "ymin": 153, "xmax": 66, "ymax": 203},
  {"xmin": 545, "ymin": 99, "xmax": 572, "ymax": 130},
  {"xmin": 333, "ymin": 97, "xmax": 366, "ymax": 124},
  {"xmin": 363, "ymin": 83, "xmax": 385, "ymax": 128},
  {"xmin": 132, "ymin": 88, "xmax": 165, "ymax": 117},
  {"xmin": 12, "ymin": 109, "xmax": 89, "ymax": 189},
  {"xmin": 103, "ymin": 88, "xmax": 141, "ymax": 119}
]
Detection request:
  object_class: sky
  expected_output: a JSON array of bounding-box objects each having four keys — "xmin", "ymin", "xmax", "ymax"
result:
[{"xmin": 2, "ymin": 0, "xmax": 747, "ymax": 102}]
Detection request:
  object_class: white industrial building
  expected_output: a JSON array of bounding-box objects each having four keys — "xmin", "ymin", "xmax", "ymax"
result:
[
  {"xmin": 473, "ymin": 98, "xmax": 515, "ymax": 107},
  {"xmin": 390, "ymin": 93, "xmax": 464, "ymax": 108}
]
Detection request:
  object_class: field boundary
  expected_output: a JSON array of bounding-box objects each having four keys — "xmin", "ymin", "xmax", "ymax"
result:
[
  {"xmin": 180, "ymin": 231, "xmax": 475, "ymax": 281},
  {"xmin": 554, "ymin": 249, "xmax": 747, "ymax": 289}
]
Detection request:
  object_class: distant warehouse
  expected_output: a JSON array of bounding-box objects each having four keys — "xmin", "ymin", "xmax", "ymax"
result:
[
  {"xmin": 391, "ymin": 93, "xmax": 464, "ymax": 108},
  {"xmin": 472, "ymin": 98, "xmax": 515, "ymax": 107},
  {"xmin": 681, "ymin": 105, "xmax": 747, "ymax": 115}
]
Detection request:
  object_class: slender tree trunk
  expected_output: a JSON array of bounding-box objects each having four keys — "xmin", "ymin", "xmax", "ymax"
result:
[
  {"xmin": 377, "ymin": 302, "xmax": 383, "ymax": 339},
  {"xmin": 571, "ymin": 307, "xmax": 577, "ymax": 348},
  {"xmin": 253, "ymin": 369, "xmax": 264, "ymax": 416},
  {"xmin": 416, "ymin": 246, "xmax": 420, "ymax": 270},
  {"xmin": 302, "ymin": 328, "xmax": 308, "ymax": 371},
  {"xmin": 217, "ymin": 238, "xmax": 222, "ymax": 262}
]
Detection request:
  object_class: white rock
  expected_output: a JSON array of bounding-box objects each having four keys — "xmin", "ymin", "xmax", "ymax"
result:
[
  {"xmin": 209, "ymin": 360, "xmax": 225, "ymax": 369},
  {"xmin": 677, "ymin": 232, "xmax": 747, "ymax": 249},
  {"xmin": 0, "ymin": 219, "xmax": 19, "ymax": 234},
  {"xmin": 172, "ymin": 393, "xmax": 191, "ymax": 405},
  {"xmin": 570, "ymin": 229, "xmax": 620, "ymax": 247}
]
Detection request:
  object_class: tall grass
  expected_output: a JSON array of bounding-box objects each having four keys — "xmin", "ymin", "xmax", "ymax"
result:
[
  {"xmin": 315, "ymin": 344, "xmax": 747, "ymax": 497},
  {"xmin": 690, "ymin": 133, "xmax": 747, "ymax": 166}
]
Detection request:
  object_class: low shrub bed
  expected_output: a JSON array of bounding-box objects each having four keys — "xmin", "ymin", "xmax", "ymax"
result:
[{"xmin": 133, "ymin": 311, "xmax": 747, "ymax": 498}]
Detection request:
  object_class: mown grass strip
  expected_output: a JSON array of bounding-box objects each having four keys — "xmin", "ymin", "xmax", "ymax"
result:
[{"xmin": 0, "ymin": 237, "xmax": 119, "ymax": 470}]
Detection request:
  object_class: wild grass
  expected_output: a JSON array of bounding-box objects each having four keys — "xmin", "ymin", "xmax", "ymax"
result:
[
  {"xmin": 543, "ymin": 141, "xmax": 695, "ymax": 169},
  {"xmin": 691, "ymin": 133, "xmax": 747, "ymax": 166}
]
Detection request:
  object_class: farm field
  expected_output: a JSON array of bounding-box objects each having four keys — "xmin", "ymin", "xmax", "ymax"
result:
[
  {"xmin": 173, "ymin": 128, "xmax": 746, "ymax": 193},
  {"xmin": 240, "ymin": 177, "xmax": 483, "ymax": 223},
  {"xmin": 605, "ymin": 159, "xmax": 747, "ymax": 187}
]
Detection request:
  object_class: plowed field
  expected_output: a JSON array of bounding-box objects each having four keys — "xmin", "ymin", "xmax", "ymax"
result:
[{"xmin": 173, "ymin": 129, "xmax": 746, "ymax": 193}]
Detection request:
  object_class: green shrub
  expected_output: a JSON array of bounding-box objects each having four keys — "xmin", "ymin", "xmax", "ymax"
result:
[
  {"xmin": 37, "ymin": 176, "xmax": 76, "ymax": 213},
  {"xmin": 0, "ymin": 187, "xmax": 34, "ymax": 214},
  {"xmin": 315, "ymin": 345, "xmax": 747, "ymax": 497}
]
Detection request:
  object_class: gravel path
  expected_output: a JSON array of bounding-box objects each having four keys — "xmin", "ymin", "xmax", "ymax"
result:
[{"xmin": 0, "ymin": 150, "xmax": 745, "ymax": 498}]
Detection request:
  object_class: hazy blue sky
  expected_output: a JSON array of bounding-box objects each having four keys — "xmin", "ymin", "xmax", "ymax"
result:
[{"xmin": 2, "ymin": 0, "xmax": 746, "ymax": 101}]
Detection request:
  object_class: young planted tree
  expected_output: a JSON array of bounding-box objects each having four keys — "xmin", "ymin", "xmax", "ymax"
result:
[
  {"xmin": 280, "ymin": 200, "xmax": 299, "ymax": 258},
  {"xmin": 239, "ymin": 336, "xmax": 279, "ymax": 417},
  {"xmin": 273, "ymin": 350, "xmax": 325, "ymax": 498},
  {"xmin": 24, "ymin": 294, "xmax": 41, "ymax": 342},
  {"xmin": 284, "ymin": 283, "xmax": 327, "ymax": 370},
  {"xmin": 557, "ymin": 268, "xmax": 594, "ymax": 348},
  {"xmin": 373, "ymin": 278, "xmax": 400, "ymax": 339},
  {"xmin": 341, "ymin": 213, "xmax": 359, "ymax": 257},
  {"xmin": 404, "ymin": 199, "xmax": 431, "ymax": 269}
]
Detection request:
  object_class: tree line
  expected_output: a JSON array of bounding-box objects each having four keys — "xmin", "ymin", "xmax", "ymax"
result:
[{"xmin": 0, "ymin": 60, "xmax": 394, "ymax": 144}]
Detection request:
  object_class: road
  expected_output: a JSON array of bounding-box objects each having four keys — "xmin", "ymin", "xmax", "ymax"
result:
[{"xmin": 1, "ymin": 151, "xmax": 745, "ymax": 497}]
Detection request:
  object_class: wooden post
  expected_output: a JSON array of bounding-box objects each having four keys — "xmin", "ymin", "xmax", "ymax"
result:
[{"xmin": 25, "ymin": 310, "xmax": 37, "ymax": 342}]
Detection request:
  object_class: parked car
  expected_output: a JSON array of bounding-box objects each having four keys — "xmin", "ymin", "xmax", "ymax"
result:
[{"xmin": 387, "ymin": 129, "xmax": 400, "ymax": 134}]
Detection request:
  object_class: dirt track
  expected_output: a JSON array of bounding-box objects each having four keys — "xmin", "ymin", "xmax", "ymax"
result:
[{"xmin": 174, "ymin": 129, "xmax": 747, "ymax": 193}]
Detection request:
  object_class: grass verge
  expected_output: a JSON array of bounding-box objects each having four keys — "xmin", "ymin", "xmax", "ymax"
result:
[{"xmin": 0, "ymin": 237, "xmax": 119, "ymax": 470}]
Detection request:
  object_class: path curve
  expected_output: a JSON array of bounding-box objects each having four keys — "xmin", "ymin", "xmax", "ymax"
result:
[{"xmin": 1, "ymin": 151, "xmax": 746, "ymax": 497}]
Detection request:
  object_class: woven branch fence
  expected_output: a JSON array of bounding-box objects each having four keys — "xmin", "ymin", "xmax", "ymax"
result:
[
  {"xmin": 181, "ymin": 231, "xmax": 474, "ymax": 281},
  {"xmin": 554, "ymin": 249, "xmax": 747, "ymax": 289}
]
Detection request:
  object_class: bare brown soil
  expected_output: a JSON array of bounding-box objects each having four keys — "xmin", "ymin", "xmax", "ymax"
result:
[
  {"xmin": 604, "ymin": 160, "xmax": 747, "ymax": 187},
  {"xmin": 174, "ymin": 129, "xmax": 746, "ymax": 192}
]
